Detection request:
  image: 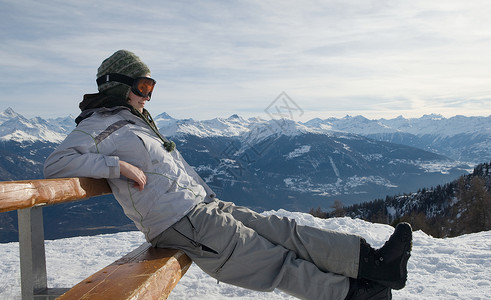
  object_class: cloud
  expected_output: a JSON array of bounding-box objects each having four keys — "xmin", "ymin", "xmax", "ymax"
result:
[{"xmin": 1, "ymin": 0, "xmax": 490, "ymax": 120}]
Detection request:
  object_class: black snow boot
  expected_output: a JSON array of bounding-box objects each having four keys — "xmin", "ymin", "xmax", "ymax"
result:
[
  {"xmin": 344, "ymin": 278, "xmax": 392, "ymax": 300},
  {"xmin": 358, "ymin": 222, "xmax": 412, "ymax": 290}
]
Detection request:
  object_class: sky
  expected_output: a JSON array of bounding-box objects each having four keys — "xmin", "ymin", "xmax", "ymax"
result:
[{"xmin": 1, "ymin": 0, "xmax": 491, "ymax": 122}]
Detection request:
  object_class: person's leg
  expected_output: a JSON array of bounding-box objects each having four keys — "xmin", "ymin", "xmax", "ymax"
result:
[
  {"xmin": 216, "ymin": 200, "xmax": 360, "ymax": 278},
  {"xmin": 216, "ymin": 200, "xmax": 411, "ymax": 290},
  {"xmin": 152, "ymin": 201, "xmax": 351, "ymax": 300}
]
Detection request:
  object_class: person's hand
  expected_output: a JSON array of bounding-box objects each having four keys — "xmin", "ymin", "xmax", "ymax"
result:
[{"xmin": 119, "ymin": 161, "xmax": 147, "ymax": 191}]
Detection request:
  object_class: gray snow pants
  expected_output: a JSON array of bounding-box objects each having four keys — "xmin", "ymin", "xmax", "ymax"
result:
[{"xmin": 151, "ymin": 199, "xmax": 361, "ymax": 300}]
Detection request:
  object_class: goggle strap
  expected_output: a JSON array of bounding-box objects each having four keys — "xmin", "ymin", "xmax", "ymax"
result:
[{"xmin": 96, "ymin": 73, "xmax": 134, "ymax": 87}]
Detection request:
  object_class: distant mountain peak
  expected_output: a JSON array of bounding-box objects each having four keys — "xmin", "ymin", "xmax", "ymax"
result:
[
  {"xmin": 421, "ymin": 113, "xmax": 444, "ymax": 120},
  {"xmin": 1, "ymin": 107, "xmax": 21, "ymax": 121},
  {"xmin": 155, "ymin": 112, "xmax": 174, "ymax": 120},
  {"xmin": 3, "ymin": 107, "xmax": 17, "ymax": 115}
]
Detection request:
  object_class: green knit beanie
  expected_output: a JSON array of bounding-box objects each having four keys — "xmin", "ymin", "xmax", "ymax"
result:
[{"xmin": 97, "ymin": 50, "xmax": 151, "ymax": 100}]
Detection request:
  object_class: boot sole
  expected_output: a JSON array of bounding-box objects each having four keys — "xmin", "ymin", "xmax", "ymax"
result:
[{"xmin": 375, "ymin": 223, "xmax": 412, "ymax": 290}]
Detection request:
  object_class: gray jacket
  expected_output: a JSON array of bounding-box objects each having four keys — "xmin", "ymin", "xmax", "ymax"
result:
[{"xmin": 44, "ymin": 106, "xmax": 215, "ymax": 241}]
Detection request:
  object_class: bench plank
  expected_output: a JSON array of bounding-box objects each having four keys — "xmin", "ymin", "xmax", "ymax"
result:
[
  {"xmin": 57, "ymin": 243, "xmax": 192, "ymax": 300},
  {"xmin": 0, "ymin": 178, "xmax": 111, "ymax": 213}
]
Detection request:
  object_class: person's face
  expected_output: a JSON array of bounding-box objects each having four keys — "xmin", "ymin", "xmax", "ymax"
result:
[
  {"xmin": 127, "ymin": 74, "xmax": 152, "ymax": 113},
  {"xmin": 128, "ymin": 91, "xmax": 150, "ymax": 113}
]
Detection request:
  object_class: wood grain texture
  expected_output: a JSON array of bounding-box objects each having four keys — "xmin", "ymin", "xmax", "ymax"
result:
[
  {"xmin": 57, "ymin": 244, "xmax": 192, "ymax": 300},
  {"xmin": 0, "ymin": 178, "xmax": 111, "ymax": 212}
]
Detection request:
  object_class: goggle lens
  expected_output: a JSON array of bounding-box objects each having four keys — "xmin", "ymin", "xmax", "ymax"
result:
[{"xmin": 132, "ymin": 77, "xmax": 156, "ymax": 98}]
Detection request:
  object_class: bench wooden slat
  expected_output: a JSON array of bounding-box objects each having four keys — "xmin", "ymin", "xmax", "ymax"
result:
[
  {"xmin": 0, "ymin": 178, "xmax": 111, "ymax": 212},
  {"xmin": 57, "ymin": 243, "xmax": 192, "ymax": 300}
]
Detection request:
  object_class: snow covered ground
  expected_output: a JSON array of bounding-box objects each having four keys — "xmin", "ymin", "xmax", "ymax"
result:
[{"xmin": 0, "ymin": 210, "xmax": 489, "ymax": 299}]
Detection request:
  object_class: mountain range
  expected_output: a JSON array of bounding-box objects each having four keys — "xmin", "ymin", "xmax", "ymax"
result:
[
  {"xmin": 0, "ymin": 107, "xmax": 489, "ymax": 241},
  {"xmin": 2, "ymin": 108, "xmax": 490, "ymax": 164}
]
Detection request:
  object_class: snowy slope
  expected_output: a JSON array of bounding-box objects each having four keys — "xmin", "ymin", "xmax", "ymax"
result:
[{"xmin": 1, "ymin": 211, "xmax": 489, "ymax": 300}]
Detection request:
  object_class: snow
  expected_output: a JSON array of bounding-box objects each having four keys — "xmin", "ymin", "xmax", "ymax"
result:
[
  {"xmin": 1, "ymin": 210, "xmax": 489, "ymax": 299},
  {"xmin": 0, "ymin": 111, "xmax": 72, "ymax": 143},
  {"xmin": 329, "ymin": 156, "xmax": 340, "ymax": 177},
  {"xmin": 285, "ymin": 145, "xmax": 311, "ymax": 159},
  {"xmin": 283, "ymin": 175, "xmax": 397, "ymax": 196}
]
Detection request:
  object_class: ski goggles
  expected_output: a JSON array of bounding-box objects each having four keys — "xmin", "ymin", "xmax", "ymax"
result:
[{"xmin": 97, "ymin": 73, "xmax": 157, "ymax": 99}]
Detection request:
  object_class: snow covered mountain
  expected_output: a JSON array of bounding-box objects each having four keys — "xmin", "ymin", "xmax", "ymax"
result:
[
  {"xmin": 1, "ymin": 107, "xmax": 489, "ymax": 164},
  {"xmin": 156, "ymin": 112, "xmax": 491, "ymax": 164},
  {"xmin": 0, "ymin": 108, "xmax": 73, "ymax": 143},
  {"xmin": 305, "ymin": 114, "xmax": 491, "ymax": 164},
  {"xmin": 0, "ymin": 108, "xmax": 482, "ymax": 206}
]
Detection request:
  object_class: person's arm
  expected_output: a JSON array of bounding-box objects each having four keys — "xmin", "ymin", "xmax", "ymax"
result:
[
  {"xmin": 44, "ymin": 129, "xmax": 121, "ymax": 179},
  {"xmin": 44, "ymin": 148, "xmax": 120, "ymax": 179},
  {"xmin": 119, "ymin": 160, "xmax": 147, "ymax": 191},
  {"xmin": 44, "ymin": 129, "xmax": 148, "ymax": 191}
]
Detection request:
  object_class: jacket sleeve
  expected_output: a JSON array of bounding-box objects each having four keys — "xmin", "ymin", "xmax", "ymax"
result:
[{"xmin": 44, "ymin": 129, "xmax": 121, "ymax": 179}]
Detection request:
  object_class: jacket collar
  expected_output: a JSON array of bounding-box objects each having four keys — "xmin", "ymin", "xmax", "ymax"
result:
[{"xmin": 75, "ymin": 106, "xmax": 131, "ymax": 125}]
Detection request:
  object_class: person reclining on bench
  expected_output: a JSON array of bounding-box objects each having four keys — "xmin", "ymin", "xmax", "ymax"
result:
[{"xmin": 44, "ymin": 50, "xmax": 412, "ymax": 300}]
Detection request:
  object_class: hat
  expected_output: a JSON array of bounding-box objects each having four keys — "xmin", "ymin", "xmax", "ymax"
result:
[{"xmin": 97, "ymin": 50, "xmax": 151, "ymax": 99}]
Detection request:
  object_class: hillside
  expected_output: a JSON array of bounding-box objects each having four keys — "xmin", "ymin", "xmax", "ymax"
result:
[{"xmin": 314, "ymin": 162, "xmax": 491, "ymax": 237}]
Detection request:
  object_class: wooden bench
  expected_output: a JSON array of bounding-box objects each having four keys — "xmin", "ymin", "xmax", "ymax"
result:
[{"xmin": 0, "ymin": 178, "xmax": 192, "ymax": 300}]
